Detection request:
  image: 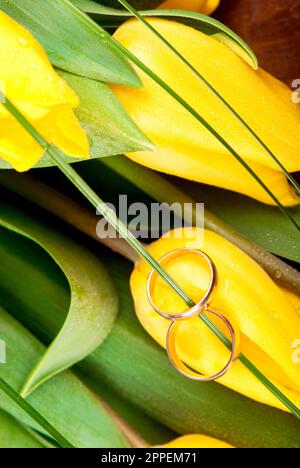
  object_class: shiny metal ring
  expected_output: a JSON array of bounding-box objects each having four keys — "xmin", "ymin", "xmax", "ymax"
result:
[
  {"xmin": 166, "ymin": 308, "xmax": 237, "ymax": 382},
  {"xmin": 147, "ymin": 248, "xmax": 217, "ymax": 321}
]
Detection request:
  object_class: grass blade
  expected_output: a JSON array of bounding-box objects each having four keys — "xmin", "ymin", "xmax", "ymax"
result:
[
  {"xmin": 0, "ymin": 377, "xmax": 73, "ymax": 448},
  {"xmin": 0, "ymin": 410, "xmax": 46, "ymax": 448}
]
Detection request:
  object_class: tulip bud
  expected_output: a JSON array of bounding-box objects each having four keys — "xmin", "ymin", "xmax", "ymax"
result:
[
  {"xmin": 0, "ymin": 11, "xmax": 89, "ymax": 172},
  {"xmin": 130, "ymin": 228, "xmax": 300, "ymax": 411},
  {"xmin": 111, "ymin": 19, "xmax": 300, "ymax": 206}
]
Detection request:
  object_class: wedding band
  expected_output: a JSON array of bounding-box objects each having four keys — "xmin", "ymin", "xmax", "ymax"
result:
[
  {"xmin": 147, "ymin": 248, "xmax": 217, "ymax": 321},
  {"xmin": 166, "ymin": 308, "xmax": 237, "ymax": 382}
]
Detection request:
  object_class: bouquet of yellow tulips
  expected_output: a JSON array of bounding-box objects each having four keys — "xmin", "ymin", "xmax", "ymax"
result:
[{"xmin": 0, "ymin": 0, "xmax": 300, "ymax": 450}]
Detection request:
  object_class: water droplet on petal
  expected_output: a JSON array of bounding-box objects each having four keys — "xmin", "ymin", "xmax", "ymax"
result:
[{"xmin": 18, "ymin": 37, "xmax": 29, "ymax": 47}]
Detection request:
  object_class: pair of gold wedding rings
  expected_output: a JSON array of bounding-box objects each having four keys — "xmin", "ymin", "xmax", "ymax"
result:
[{"xmin": 147, "ymin": 248, "xmax": 239, "ymax": 382}]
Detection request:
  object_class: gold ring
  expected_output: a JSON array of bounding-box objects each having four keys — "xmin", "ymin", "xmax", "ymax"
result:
[
  {"xmin": 166, "ymin": 308, "xmax": 238, "ymax": 382},
  {"xmin": 147, "ymin": 248, "xmax": 217, "ymax": 321}
]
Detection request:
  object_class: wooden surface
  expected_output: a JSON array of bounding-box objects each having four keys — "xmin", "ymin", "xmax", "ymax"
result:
[{"xmin": 214, "ymin": 0, "xmax": 300, "ymax": 85}]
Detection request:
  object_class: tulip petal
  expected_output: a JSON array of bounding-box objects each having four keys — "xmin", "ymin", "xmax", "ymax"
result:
[
  {"xmin": 0, "ymin": 12, "xmax": 79, "ymax": 111},
  {"xmin": 38, "ymin": 107, "xmax": 90, "ymax": 158},
  {"xmin": 0, "ymin": 116, "xmax": 43, "ymax": 171},
  {"xmin": 130, "ymin": 228, "xmax": 300, "ymax": 410},
  {"xmin": 123, "ymin": 139, "xmax": 299, "ymax": 206}
]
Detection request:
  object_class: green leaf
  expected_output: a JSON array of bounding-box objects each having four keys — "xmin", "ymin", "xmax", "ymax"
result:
[
  {"xmin": 0, "ymin": 0, "xmax": 140, "ymax": 86},
  {"xmin": 0, "ymin": 202, "xmax": 118, "ymax": 397},
  {"xmin": 0, "ymin": 306, "xmax": 129, "ymax": 448},
  {"xmin": 6, "ymin": 244, "xmax": 300, "ymax": 448},
  {"xmin": 0, "ymin": 411, "xmax": 45, "ymax": 448},
  {"xmin": 74, "ymin": 0, "xmax": 258, "ymax": 69},
  {"xmin": 0, "ymin": 72, "xmax": 153, "ymax": 170},
  {"xmin": 81, "ymin": 375, "xmax": 177, "ymax": 445},
  {"xmin": 183, "ymin": 183, "xmax": 300, "ymax": 264}
]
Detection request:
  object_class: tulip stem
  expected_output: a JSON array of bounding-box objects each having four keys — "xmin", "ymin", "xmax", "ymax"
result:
[
  {"xmin": 3, "ymin": 96, "xmax": 300, "ymax": 420},
  {"xmin": 115, "ymin": 0, "xmax": 300, "ymax": 199},
  {"xmin": 0, "ymin": 377, "xmax": 74, "ymax": 448}
]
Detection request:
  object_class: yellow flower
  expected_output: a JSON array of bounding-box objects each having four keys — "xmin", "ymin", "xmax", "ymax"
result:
[
  {"xmin": 160, "ymin": 434, "xmax": 234, "ymax": 448},
  {"xmin": 0, "ymin": 11, "xmax": 89, "ymax": 172},
  {"xmin": 130, "ymin": 228, "xmax": 300, "ymax": 411},
  {"xmin": 111, "ymin": 19, "xmax": 300, "ymax": 206},
  {"xmin": 159, "ymin": 0, "xmax": 220, "ymax": 15}
]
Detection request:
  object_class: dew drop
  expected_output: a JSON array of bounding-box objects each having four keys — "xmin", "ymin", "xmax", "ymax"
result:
[
  {"xmin": 18, "ymin": 37, "xmax": 29, "ymax": 47},
  {"xmin": 274, "ymin": 270, "xmax": 282, "ymax": 280}
]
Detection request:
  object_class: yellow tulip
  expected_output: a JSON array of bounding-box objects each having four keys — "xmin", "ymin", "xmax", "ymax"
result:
[
  {"xmin": 0, "ymin": 11, "xmax": 89, "ymax": 172},
  {"xmin": 160, "ymin": 434, "xmax": 234, "ymax": 448},
  {"xmin": 111, "ymin": 19, "xmax": 300, "ymax": 206},
  {"xmin": 159, "ymin": 0, "xmax": 220, "ymax": 15},
  {"xmin": 130, "ymin": 228, "xmax": 300, "ymax": 411}
]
